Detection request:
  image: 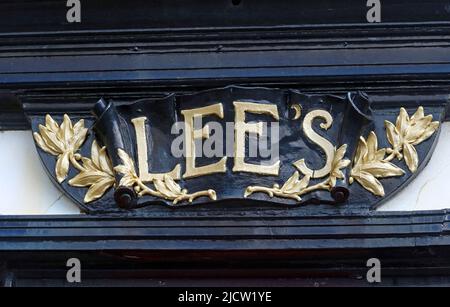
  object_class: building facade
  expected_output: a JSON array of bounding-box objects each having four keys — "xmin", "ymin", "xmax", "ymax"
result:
[{"xmin": 1, "ymin": 0, "xmax": 450, "ymax": 286}]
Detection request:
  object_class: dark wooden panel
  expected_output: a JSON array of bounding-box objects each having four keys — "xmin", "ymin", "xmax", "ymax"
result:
[
  {"xmin": 0, "ymin": 210, "xmax": 448, "ymax": 250},
  {"xmin": 3, "ymin": 211, "xmax": 449, "ymax": 285},
  {"xmin": 0, "ymin": 0, "xmax": 450, "ymax": 33}
]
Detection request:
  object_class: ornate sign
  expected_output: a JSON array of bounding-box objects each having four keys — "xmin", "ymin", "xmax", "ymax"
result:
[{"xmin": 26, "ymin": 87, "xmax": 442, "ymax": 213}]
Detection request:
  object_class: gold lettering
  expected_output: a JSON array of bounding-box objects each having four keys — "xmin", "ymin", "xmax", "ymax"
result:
[
  {"xmin": 233, "ymin": 101, "xmax": 280, "ymax": 175},
  {"xmin": 181, "ymin": 103, "xmax": 227, "ymax": 178},
  {"xmin": 131, "ymin": 117, "xmax": 181, "ymax": 182},
  {"xmin": 293, "ymin": 110, "xmax": 334, "ymax": 178}
]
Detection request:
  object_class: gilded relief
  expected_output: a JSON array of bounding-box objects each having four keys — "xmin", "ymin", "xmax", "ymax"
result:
[{"xmin": 29, "ymin": 87, "xmax": 442, "ymax": 210}]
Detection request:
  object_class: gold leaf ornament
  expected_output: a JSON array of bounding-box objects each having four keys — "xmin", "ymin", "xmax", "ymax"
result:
[
  {"xmin": 349, "ymin": 132, "xmax": 404, "ymax": 196},
  {"xmin": 329, "ymin": 144, "xmax": 351, "ymax": 187},
  {"xmin": 114, "ymin": 149, "xmax": 217, "ymax": 205},
  {"xmin": 33, "ymin": 114, "xmax": 88, "ymax": 183},
  {"xmin": 384, "ymin": 107, "xmax": 439, "ymax": 172},
  {"xmin": 245, "ymin": 144, "xmax": 350, "ymax": 201},
  {"xmin": 114, "ymin": 149, "xmax": 140, "ymax": 187},
  {"xmin": 350, "ymin": 106, "xmax": 439, "ymax": 196},
  {"xmin": 244, "ymin": 171, "xmax": 311, "ymax": 201},
  {"xmin": 279, "ymin": 171, "xmax": 310, "ymax": 195},
  {"xmin": 68, "ymin": 140, "xmax": 115, "ymax": 202}
]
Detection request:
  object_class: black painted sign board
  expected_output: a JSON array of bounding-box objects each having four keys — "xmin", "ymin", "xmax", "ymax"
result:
[{"xmin": 25, "ymin": 86, "xmax": 443, "ymax": 214}]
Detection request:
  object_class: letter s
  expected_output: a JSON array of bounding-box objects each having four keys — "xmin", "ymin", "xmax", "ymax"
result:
[{"xmin": 294, "ymin": 110, "xmax": 334, "ymax": 178}]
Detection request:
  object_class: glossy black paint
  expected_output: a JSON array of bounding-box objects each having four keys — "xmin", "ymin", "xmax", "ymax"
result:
[
  {"xmin": 26, "ymin": 86, "xmax": 445, "ymax": 213},
  {"xmin": 92, "ymin": 87, "xmax": 370, "ymax": 208},
  {"xmin": 2, "ymin": 210, "xmax": 450, "ymax": 286}
]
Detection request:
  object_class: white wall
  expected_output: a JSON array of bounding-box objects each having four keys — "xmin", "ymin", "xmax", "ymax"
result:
[
  {"xmin": 1, "ymin": 125, "xmax": 450, "ymax": 215},
  {"xmin": 0, "ymin": 130, "xmax": 80, "ymax": 215},
  {"xmin": 377, "ymin": 122, "xmax": 450, "ymax": 211}
]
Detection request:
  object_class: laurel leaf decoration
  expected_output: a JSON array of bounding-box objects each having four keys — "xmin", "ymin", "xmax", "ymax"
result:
[
  {"xmin": 278, "ymin": 171, "xmax": 305, "ymax": 194},
  {"xmin": 33, "ymin": 114, "xmax": 119, "ymax": 203},
  {"xmin": 384, "ymin": 106, "xmax": 439, "ymax": 172},
  {"xmin": 33, "ymin": 114, "xmax": 88, "ymax": 183},
  {"xmin": 163, "ymin": 175, "xmax": 183, "ymax": 195},
  {"xmin": 351, "ymin": 107, "xmax": 439, "ymax": 196},
  {"xmin": 245, "ymin": 144, "xmax": 350, "ymax": 202},
  {"xmin": 329, "ymin": 144, "xmax": 351, "ymax": 187},
  {"xmin": 349, "ymin": 132, "xmax": 404, "ymax": 196},
  {"xmin": 154, "ymin": 177, "xmax": 179, "ymax": 199},
  {"xmin": 114, "ymin": 149, "xmax": 140, "ymax": 187},
  {"xmin": 114, "ymin": 149, "xmax": 216, "ymax": 205},
  {"xmin": 68, "ymin": 140, "xmax": 115, "ymax": 203}
]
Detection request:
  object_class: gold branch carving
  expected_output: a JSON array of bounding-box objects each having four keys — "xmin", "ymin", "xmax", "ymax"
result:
[
  {"xmin": 33, "ymin": 115, "xmax": 115, "ymax": 202},
  {"xmin": 114, "ymin": 149, "xmax": 217, "ymax": 205},
  {"xmin": 245, "ymin": 145, "xmax": 350, "ymax": 201},
  {"xmin": 34, "ymin": 115, "xmax": 217, "ymax": 205},
  {"xmin": 33, "ymin": 114, "xmax": 88, "ymax": 183},
  {"xmin": 68, "ymin": 141, "xmax": 115, "ymax": 202},
  {"xmin": 349, "ymin": 132, "xmax": 404, "ymax": 196},
  {"xmin": 350, "ymin": 107, "xmax": 439, "ymax": 196},
  {"xmin": 384, "ymin": 107, "xmax": 440, "ymax": 172}
]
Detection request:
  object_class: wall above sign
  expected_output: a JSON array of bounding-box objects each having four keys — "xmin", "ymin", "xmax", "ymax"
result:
[{"xmin": 25, "ymin": 86, "xmax": 443, "ymax": 214}]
